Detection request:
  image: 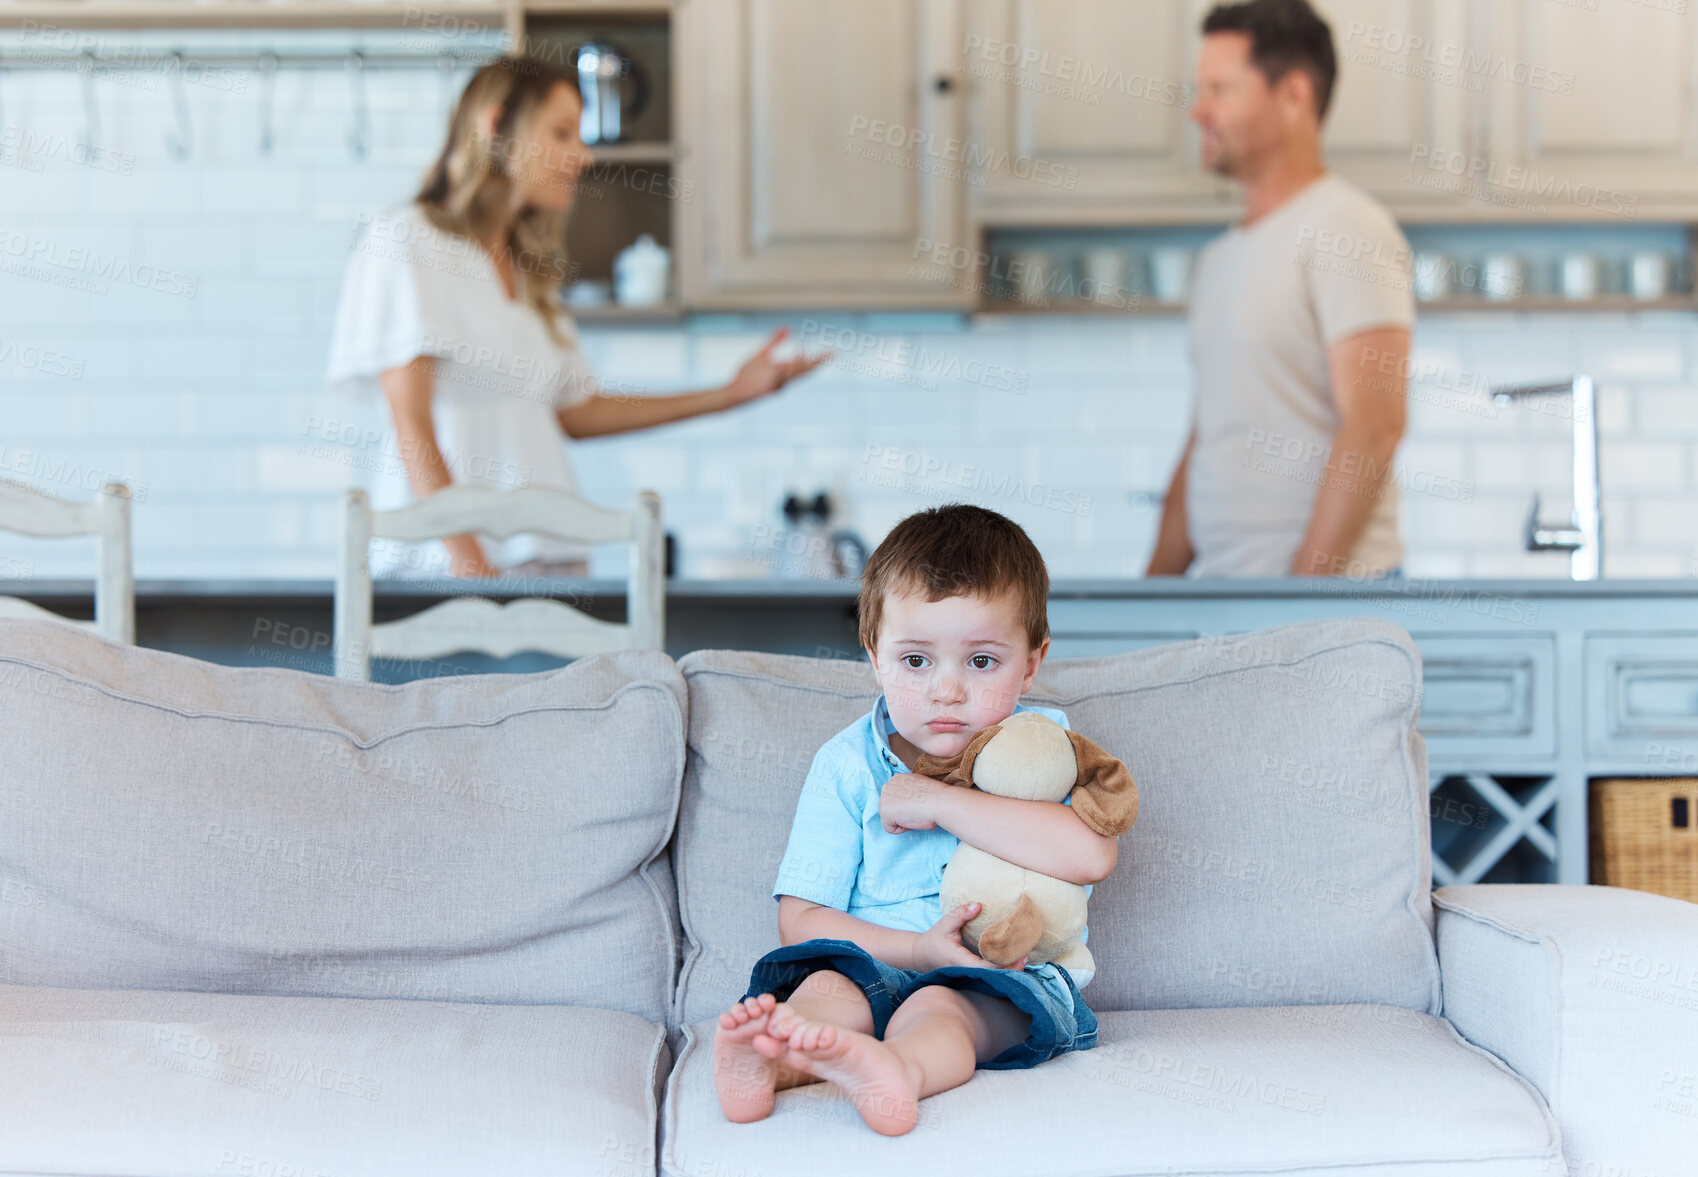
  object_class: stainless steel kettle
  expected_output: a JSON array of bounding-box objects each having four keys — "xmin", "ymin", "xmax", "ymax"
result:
[{"xmin": 571, "ymin": 42, "xmax": 650, "ymax": 145}]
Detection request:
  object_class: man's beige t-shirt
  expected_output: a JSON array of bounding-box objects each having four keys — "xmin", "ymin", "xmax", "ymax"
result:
[{"xmin": 1185, "ymin": 174, "xmax": 1415, "ymax": 577}]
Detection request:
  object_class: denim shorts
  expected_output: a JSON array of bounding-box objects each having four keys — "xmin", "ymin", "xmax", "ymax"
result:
[{"xmin": 742, "ymin": 937, "xmax": 1098, "ymax": 1071}]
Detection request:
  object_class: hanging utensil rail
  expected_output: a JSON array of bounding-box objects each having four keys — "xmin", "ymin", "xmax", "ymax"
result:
[{"xmin": 0, "ymin": 46, "xmax": 498, "ymax": 71}]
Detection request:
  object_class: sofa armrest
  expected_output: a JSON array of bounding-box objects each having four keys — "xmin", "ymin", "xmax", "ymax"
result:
[{"xmin": 1434, "ymin": 884, "xmax": 1698, "ymax": 1177}]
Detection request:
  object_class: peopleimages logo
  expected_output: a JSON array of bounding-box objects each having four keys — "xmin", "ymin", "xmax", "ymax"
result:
[
  {"xmin": 961, "ymin": 33, "xmax": 1193, "ymax": 108},
  {"xmin": 1407, "ymin": 145, "xmax": 1640, "ymax": 218},
  {"xmin": 861, "ymin": 444, "xmax": 1092, "ymax": 517},
  {"xmin": 799, "ymin": 320, "xmax": 1029, "ymax": 393},
  {"xmin": 1342, "ymin": 20, "xmax": 1576, "ymax": 94},
  {"xmin": 846, "ymin": 115, "xmax": 1077, "ymax": 189},
  {"xmin": 0, "ymin": 230, "xmax": 199, "ymax": 298}
]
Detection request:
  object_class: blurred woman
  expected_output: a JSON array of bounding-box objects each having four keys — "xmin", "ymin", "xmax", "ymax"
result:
[{"xmin": 327, "ymin": 55, "xmax": 826, "ymax": 578}]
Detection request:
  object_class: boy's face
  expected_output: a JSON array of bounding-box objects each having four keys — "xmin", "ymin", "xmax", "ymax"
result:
[{"xmin": 867, "ymin": 589, "xmax": 1049, "ymax": 761}]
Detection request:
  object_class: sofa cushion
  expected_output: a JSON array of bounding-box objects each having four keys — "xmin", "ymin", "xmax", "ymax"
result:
[
  {"xmin": 661, "ymin": 1004, "xmax": 1560, "ymax": 1176},
  {"xmin": 671, "ymin": 619, "xmax": 1440, "ymax": 1026},
  {"xmin": 0, "ymin": 618, "xmax": 685, "ymax": 1024},
  {"xmin": 0, "ymin": 981, "xmax": 666, "ymax": 1177}
]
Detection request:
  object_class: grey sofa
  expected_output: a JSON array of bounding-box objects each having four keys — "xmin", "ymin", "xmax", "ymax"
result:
[{"xmin": 0, "ymin": 615, "xmax": 1691, "ymax": 1177}]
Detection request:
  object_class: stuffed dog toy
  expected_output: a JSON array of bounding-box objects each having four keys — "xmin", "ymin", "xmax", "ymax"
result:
[{"xmin": 912, "ymin": 712, "xmax": 1138, "ymax": 989}]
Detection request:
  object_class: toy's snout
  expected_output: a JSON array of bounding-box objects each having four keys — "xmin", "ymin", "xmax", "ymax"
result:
[{"xmin": 971, "ymin": 712, "xmax": 1077, "ymax": 803}]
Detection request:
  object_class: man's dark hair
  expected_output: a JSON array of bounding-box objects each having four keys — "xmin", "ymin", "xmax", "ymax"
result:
[{"xmin": 1203, "ymin": 0, "xmax": 1338, "ymax": 121}]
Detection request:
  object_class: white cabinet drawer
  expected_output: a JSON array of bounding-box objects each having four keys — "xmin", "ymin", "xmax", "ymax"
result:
[
  {"xmin": 1586, "ymin": 635, "xmax": 1698, "ymax": 758},
  {"xmin": 1411, "ymin": 634, "xmax": 1557, "ymax": 759}
]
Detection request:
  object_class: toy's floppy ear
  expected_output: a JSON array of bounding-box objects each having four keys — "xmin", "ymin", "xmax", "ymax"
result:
[
  {"xmin": 910, "ymin": 723, "xmax": 1004, "ymax": 788},
  {"xmin": 1065, "ymin": 730, "xmax": 1139, "ymax": 836}
]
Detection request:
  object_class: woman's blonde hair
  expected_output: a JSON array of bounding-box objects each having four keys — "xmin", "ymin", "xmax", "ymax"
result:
[{"xmin": 416, "ymin": 56, "xmax": 581, "ymax": 344}]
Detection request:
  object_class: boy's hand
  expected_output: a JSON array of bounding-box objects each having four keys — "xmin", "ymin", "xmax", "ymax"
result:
[
  {"xmin": 912, "ymin": 901, "xmax": 1029, "ymax": 972},
  {"xmin": 879, "ymin": 772, "xmax": 947, "ymax": 834}
]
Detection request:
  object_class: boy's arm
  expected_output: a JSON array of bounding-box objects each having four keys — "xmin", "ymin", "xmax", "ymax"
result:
[
  {"xmin": 880, "ymin": 776, "xmax": 1117, "ymax": 885},
  {"xmin": 777, "ymin": 895, "xmax": 1001, "ymax": 972},
  {"xmin": 778, "ymin": 895, "xmax": 922, "ymax": 969}
]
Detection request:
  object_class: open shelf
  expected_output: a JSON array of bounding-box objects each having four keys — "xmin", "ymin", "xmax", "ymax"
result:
[
  {"xmin": 524, "ymin": 0, "xmax": 673, "ymax": 14},
  {"xmin": 975, "ymin": 296, "xmax": 1186, "ymax": 318},
  {"xmin": 978, "ymin": 295, "xmax": 1698, "ymax": 318},
  {"xmin": 1416, "ymin": 295, "xmax": 1698, "ymax": 314}
]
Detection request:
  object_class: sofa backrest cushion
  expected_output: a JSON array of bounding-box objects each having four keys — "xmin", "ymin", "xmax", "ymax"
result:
[
  {"xmin": 0, "ymin": 619, "xmax": 684, "ymax": 1025},
  {"xmin": 671, "ymin": 618, "xmax": 1440, "ymax": 1025}
]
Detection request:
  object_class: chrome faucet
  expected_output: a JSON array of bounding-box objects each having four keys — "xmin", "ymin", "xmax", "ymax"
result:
[{"xmin": 1490, "ymin": 376, "xmax": 1602, "ymax": 580}]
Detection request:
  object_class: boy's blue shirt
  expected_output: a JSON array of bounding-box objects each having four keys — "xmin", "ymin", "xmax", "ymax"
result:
[{"xmin": 772, "ymin": 695, "xmax": 1095, "ymax": 955}]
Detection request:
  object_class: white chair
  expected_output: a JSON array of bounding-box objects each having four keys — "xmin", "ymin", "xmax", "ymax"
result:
[
  {"xmin": 0, "ymin": 480, "xmax": 134, "ymax": 644},
  {"xmin": 334, "ymin": 485, "xmax": 664, "ymax": 681}
]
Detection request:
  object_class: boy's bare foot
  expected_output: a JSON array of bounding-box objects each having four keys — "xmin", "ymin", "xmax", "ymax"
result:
[
  {"xmin": 714, "ymin": 994, "xmax": 780, "ymax": 1123},
  {"xmin": 765, "ymin": 1005, "xmax": 923, "ymax": 1137}
]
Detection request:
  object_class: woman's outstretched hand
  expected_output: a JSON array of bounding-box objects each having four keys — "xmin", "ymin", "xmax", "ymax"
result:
[{"xmin": 721, "ymin": 327, "xmax": 831, "ymax": 407}]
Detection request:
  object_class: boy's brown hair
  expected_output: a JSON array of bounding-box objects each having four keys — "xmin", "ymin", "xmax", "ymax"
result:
[{"xmin": 857, "ymin": 504, "xmax": 1050, "ymax": 652}]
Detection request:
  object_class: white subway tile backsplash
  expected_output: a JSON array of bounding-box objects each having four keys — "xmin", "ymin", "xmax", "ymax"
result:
[
  {"xmin": 1577, "ymin": 329, "xmax": 1687, "ymax": 381},
  {"xmin": 735, "ymin": 381, "xmax": 858, "ymax": 446},
  {"xmin": 1019, "ymin": 319, "xmax": 1136, "ymax": 379},
  {"xmin": 255, "ymin": 444, "xmax": 355, "ymax": 492},
  {"xmin": 1022, "ymin": 441, "xmax": 1159, "ymax": 495},
  {"xmin": 136, "ymin": 223, "xmax": 248, "ymax": 275},
  {"xmin": 1634, "ymin": 498, "xmax": 1698, "ymax": 548},
  {"xmin": 979, "ymin": 387, "xmax": 1077, "ymax": 438},
  {"xmin": 1405, "ymin": 380, "xmax": 1507, "ymax": 438},
  {"xmin": 1, "ymin": 390, "xmax": 90, "ymax": 437},
  {"xmin": 1397, "ymin": 442, "xmax": 1470, "ymax": 490},
  {"xmin": 858, "ymin": 385, "xmax": 969, "ymax": 437},
  {"xmin": 2, "ymin": 163, "xmax": 95, "ymax": 215},
  {"xmin": 1639, "ymin": 386, "xmax": 1698, "ymax": 434},
  {"xmin": 250, "ymin": 220, "xmax": 356, "ymax": 279},
  {"xmin": 196, "ymin": 276, "xmax": 306, "ymax": 330},
  {"xmin": 305, "ymin": 165, "xmax": 419, "ymax": 221},
  {"xmin": 1402, "ymin": 549, "xmax": 1468, "ymax": 580},
  {"xmin": 1468, "ymin": 549, "xmax": 1577, "ymax": 579},
  {"xmin": 88, "ymin": 165, "xmax": 204, "ymax": 217},
  {"xmin": 1466, "ymin": 440, "xmax": 1571, "ymax": 490},
  {"xmin": 200, "ymin": 165, "xmax": 309, "ymax": 214},
  {"xmin": 1603, "ymin": 441, "xmax": 1688, "ymax": 489},
  {"xmin": 1597, "ymin": 382, "xmax": 1634, "ymax": 437},
  {"xmin": 582, "ymin": 330, "xmax": 692, "ymax": 388},
  {"xmin": 1125, "ymin": 318, "xmax": 1190, "ymax": 378},
  {"xmin": 1607, "ymin": 551, "xmax": 1691, "ymax": 578},
  {"xmin": 81, "ymin": 389, "xmax": 195, "ymax": 439},
  {"xmin": 689, "ymin": 330, "xmax": 777, "ymax": 386}
]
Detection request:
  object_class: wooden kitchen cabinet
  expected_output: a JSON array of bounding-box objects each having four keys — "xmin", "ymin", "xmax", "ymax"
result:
[
  {"xmin": 957, "ymin": 0, "xmax": 1698, "ymax": 226},
  {"xmin": 1313, "ymin": 0, "xmax": 1477, "ymax": 211},
  {"xmin": 963, "ymin": 0, "xmax": 1477, "ymax": 224},
  {"xmin": 961, "ymin": 0, "xmax": 1232, "ymax": 223},
  {"xmin": 1477, "ymin": 0, "xmax": 1698, "ymax": 221},
  {"xmin": 676, "ymin": 0, "xmax": 974, "ymax": 308}
]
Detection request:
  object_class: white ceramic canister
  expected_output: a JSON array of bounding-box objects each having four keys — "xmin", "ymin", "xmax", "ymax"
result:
[{"xmin": 614, "ymin": 234, "xmax": 671, "ymax": 306}]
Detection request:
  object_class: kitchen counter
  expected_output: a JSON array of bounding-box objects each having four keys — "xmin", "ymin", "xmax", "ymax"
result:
[{"xmin": 11, "ymin": 575, "xmax": 1698, "ymax": 887}]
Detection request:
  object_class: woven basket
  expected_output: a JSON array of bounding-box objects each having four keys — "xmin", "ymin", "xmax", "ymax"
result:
[{"xmin": 1590, "ymin": 779, "xmax": 1698, "ymax": 903}]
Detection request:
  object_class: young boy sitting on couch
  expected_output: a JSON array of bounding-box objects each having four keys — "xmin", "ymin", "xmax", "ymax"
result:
[{"xmin": 713, "ymin": 503, "xmax": 1118, "ymax": 1136}]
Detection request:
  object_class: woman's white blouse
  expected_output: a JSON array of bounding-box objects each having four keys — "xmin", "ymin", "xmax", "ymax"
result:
[{"xmin": 325, "ymin": 202, "xmax": 600, "ymax": 573}]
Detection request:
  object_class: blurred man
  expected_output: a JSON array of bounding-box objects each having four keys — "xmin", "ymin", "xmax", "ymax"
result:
[{"xmin": 1147, "ymin": 0, "xmax": 1414, "ymax": 578}]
